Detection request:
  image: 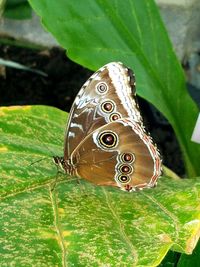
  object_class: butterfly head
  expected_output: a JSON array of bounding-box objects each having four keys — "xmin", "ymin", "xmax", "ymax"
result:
[{"xmin": 53, "ymin": 156, "xmax": 76, "ymax": 175}]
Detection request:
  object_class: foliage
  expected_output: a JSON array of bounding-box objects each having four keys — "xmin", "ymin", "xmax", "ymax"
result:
[
  {"xmin": 3, "ymin": 0, "xmax": 32, "ymax": 20},
  {"xmin": 0, "ymin": 0, "xmax": 6, "ymax": 18},
  {"xmin": 177, "ymin": 241, "xmax": 200, "ymax": 267},
  {"xmin": 0, "ymin": 106, "xmax": 200, "ymax": 266},
  {"xmin": 159, "ymin": 250, "xmax": 180, "ymax": 267},
  {"xmin": 0, "ymin": 58, "xmax": 47, "ymax": 76}
]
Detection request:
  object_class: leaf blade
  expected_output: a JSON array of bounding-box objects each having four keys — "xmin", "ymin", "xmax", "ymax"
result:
[{"xmin": 0, "ymin": 105, "xmax": 200, "ymax": 266}]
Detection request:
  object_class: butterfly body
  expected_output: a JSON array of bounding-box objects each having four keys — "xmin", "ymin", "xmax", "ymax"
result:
[{"xmin": 55, "ymin": 62, "xmax": 162, "ymax": 192}]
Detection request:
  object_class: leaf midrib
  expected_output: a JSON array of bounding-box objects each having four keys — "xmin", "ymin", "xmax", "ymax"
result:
[
  {"xmin": 50, "ymin": 188, "xmax": 68, "ymax": 267},
  {"xmin": 83, "ymin": 1, "xmax": 180, "ymax": 130},
  {"xmin": 94, "ymin": 1, "xmax": 193, "ymax": 174}
]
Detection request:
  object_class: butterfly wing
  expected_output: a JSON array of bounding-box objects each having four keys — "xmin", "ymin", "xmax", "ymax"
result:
[
  {"xmin": 70, "ymin": 119, "xmax": 162, "ymax": 191},
  {"xmin": 64, "ymin": 62, "xmax": 142, "ymax": 159}
]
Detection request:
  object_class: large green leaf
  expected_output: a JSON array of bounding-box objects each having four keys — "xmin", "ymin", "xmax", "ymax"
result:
[
  {"xmin": 28, "ymin": 0, "xmax": 200, "ymax": 177},
  {"xmin": 0, "ymin": 105, "xmax": 200, "ymax": 266}
]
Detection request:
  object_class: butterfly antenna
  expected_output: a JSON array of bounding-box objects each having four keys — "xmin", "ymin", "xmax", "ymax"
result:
[
  {"xmin": 27, "ymin": 156, "xmax": 50, "ymax": 167},
  {"xmin": 50, "ymin": 157, "xmax": 67, "ymax": 191}
]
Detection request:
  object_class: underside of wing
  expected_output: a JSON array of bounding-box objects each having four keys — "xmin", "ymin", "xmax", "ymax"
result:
[
  {"xmin": 64, "ymin": 62, "xmax": 143, "ymax": 159},
  {"xmin": 70, "ymin": 119, "xmax": 162, "ymax": 191}
]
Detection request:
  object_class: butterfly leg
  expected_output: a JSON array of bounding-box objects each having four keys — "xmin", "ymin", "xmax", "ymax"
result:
[{"xmin": 51, "ymin": 156, "xmax": 66, "ymax": 191}]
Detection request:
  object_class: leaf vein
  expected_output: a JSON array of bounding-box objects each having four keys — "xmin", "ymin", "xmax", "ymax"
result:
[
  {"xmin": 142, "ymin": 193, "xmax": 180, "ymax": 243},
  {"xmin": 50, "ymin": 188, "xmax": 68, "ymax": 267},
  {"xmin": 102, "ymin": 188, "xmax": 138, "ymax": 265}
]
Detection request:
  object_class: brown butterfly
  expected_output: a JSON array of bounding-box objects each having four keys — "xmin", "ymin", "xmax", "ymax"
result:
[{"xmin": 54, "ymin": 62, "xmax": 162, "ymax": 192}]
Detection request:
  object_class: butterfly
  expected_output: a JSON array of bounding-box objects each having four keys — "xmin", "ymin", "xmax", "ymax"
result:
[{"xmin": 54, "ymin": 62, "xmax": 162, "ymax": 192}]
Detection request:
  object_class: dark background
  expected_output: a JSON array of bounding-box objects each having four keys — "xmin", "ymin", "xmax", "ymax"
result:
[{"xmin": 0, "ymin": 45, "xmax": 188, "ymax": 175}]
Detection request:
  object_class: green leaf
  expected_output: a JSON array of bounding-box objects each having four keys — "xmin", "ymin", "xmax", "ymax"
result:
[
  {"xmin": 0, "ymin": 105, "xmax": 200, "ymax": 266},
  {"xmin": 4, "ymin": 0, "xmax": 32, "ymax": 20},
  {"xmin": 0, "ymin": 0, "xmax": 6, "ymax": 18},
  {"xmin": 0, "ymin": 58, "xmax": 47, "ymax": 76},
  {"xmin": 28, "ymin": 0, "xmax": 200, "ymax": 177},
  {"xmin": 177, "ymin": 240, "xmax": 200, "ymax": 267}
]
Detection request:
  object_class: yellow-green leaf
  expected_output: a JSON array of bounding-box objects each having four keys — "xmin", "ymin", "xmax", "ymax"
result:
[{"xmin": 0, "ymin": 106, "xmax": 200, "ymax": 266}]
